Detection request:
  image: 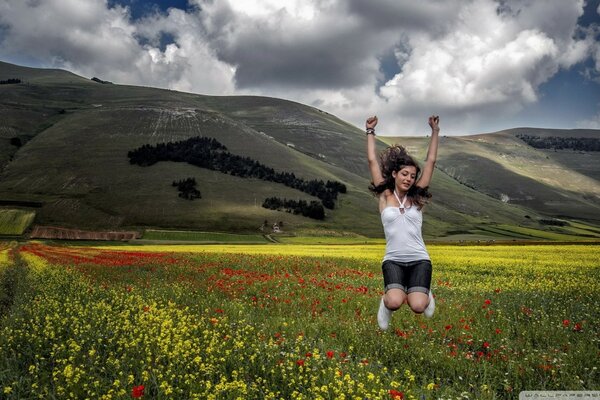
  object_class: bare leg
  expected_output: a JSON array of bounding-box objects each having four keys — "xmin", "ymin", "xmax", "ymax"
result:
[
  {"xmin": 384, "ymin": 288, "xmax": 407, "ymax": 311},
  {"xmin": 378, "ymin": 288, "xmax": 407, "ymax": 330},
  {"xmin": 407, "ymin": 292, "xmax": 429, "ymax": 314}
]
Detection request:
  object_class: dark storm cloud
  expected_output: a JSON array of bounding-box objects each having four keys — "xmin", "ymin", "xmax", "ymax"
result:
[
  {"xmin": 198, "ymin": 1, "xmax": 391, "ymax": 90},
  {"xmin": 218, "ymin": 29, "xmax": 381, "ymax": 89},
  {"xmin": 344, "ymin": 0, "xmax": 459, "ymax": 33}
]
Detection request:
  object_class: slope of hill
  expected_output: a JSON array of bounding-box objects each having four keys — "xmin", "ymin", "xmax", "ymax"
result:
[
  {"xmin": 1, "ymin": 60, "xmax": 599, "ymax": 240},
  {"xmin": 380, "ymin": 130, "xmax": 600, "ymax": 238}
]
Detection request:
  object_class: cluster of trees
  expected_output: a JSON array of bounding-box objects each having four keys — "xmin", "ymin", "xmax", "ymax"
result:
[
  {"xmin": 262, "ymin": 197, "xmax": 325, "ymax": 220},
  {"xmin": 91, "ymin": 77, "xmax": 113, "ymax": 84},
  {"xmin": 539, "ymin": 219, "xmax": 567, "ymax": 226},
  {"xmin": 128, "ymin": 137, "xmax": 226, "ymax": 166},
  {"xmin": 128, "ymin": 136, "xmax": 346, "ymax": 212},
  {"xmin": 0, "ymin": 78, "xmax": 21, "ymax": 85},
  {"xmin": 172, "ymin": 178, "xmax": 201, "ymax": 200},
  {"xmin": 516, "ymin": 134, "xmax": 600, "ymax": 151}
]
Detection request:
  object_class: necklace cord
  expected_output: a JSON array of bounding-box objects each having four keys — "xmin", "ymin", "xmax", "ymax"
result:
[{"xmin": 393, "ymin": 190, "xmax": 408, "ymax": 209}]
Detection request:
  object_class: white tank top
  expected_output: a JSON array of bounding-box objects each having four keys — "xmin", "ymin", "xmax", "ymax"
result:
[{"xmin": 381, "ymin": 200, "xmax": 430, "ymax": 263}]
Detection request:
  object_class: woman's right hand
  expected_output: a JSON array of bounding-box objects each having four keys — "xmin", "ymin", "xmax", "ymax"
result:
[
  {"xmin": 366, "ymin": 116, "xmax": 378, "ymax": 130},
  {"xmin": 428, "ymin": 115, "xmax": 440, "ymax": 132}
]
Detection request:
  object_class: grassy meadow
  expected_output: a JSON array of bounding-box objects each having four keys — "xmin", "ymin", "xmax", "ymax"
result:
[
  {"xmin": 0, "ymin": 208, "xmax": 35, "ymax": 236},
  {"xmin": 141, "ymin": 230, "xmax": 270, "ymax": 243},
  {"xmin": 2, "ymin": 61, "xmax": 600, "ymax": 239},
  {"xmin": 0, "ymin": 241, "xmax": 598, "ymax": 399}
]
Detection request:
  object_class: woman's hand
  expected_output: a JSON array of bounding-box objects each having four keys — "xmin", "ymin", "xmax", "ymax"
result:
[
  {"xmin": 366, "ymin": 116, "xmax": 378, "ymax": 130},
  {"xmin": 417, "ymin": 115, "xmax": 440, "ymax": 189},
  {"xmin": 428, "ymin": 115, "xmax": 440, "ymax": 132}
]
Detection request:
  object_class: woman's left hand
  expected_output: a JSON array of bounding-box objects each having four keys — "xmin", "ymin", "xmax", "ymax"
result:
[{"xmin": 366, "ymin": 116, "xmax": 378, "ymax": 130}]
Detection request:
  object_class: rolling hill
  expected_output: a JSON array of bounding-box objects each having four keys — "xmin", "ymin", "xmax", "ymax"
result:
[{"xmin": 1, "ymin": 60, "xmax": 599, "ymax": 240}]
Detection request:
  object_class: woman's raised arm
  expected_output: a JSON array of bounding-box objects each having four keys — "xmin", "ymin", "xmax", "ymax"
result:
[
  {"xmin": 416, "ymin": 115, "xmax": 440, "ymax": 189},
  {"xmin": 366, "ymin": 116, "xmax": 384, "ymax": 187}
]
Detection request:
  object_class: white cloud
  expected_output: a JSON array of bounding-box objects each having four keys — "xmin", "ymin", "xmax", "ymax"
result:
[
  {"xmin": 0, "ymin": 0, "xmax": 137, "ymax": 68},
  {"xmin": 0, "ymin": 0, "xmax": 597, "ymax": 135},
  {"xmin": 576, "ymin": 110, "xmax": 600, "ymax": 129},
  {"xmin": 226, "ymin": 0, "xmax": 317, "ymax": 20},
  {"xmin": 0, "ymin": 0, "xmax": 235, "ymax": 94},
  {"xmin": 376, "ymin": 0, "xmax": 592, "ymax": 134}
]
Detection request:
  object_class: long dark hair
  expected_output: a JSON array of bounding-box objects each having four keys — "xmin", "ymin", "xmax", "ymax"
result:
[{"xmin": 369, "ymin": 145, "xmax": 432, "ymax": 209}]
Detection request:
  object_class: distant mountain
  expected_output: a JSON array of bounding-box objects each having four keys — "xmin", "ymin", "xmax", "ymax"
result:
[{"xmin": 1, "ymin": 60, "xmax": 599, "ymax": 240}]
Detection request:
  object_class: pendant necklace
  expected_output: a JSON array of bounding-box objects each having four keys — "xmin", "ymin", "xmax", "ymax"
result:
[{"xmin": 393, "ymin": 190, "xmax": 408, "ymax": 214}]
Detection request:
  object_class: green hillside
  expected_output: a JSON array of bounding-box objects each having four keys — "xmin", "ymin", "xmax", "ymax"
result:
[{"xmin": 1, "ymin": 61, "xmax": 599, "ymax": 240}]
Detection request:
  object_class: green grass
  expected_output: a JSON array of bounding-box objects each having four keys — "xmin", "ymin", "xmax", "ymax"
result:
[
  {"xmin": 141, "ymin": 229, "xmax": 270, "ymax": 243},
  {"xmin": 558, "ymin": 225, "xmax": 600, "ymax": 238},
  {"xmin": 277, "ymin": 235, "xmax": 384, "ymax": 245},
  {"xmin": 0, "ymin": 209, "xmax": 35, "ymax": 235},
  {"xmin": 475, "ymin": 224, "xmax": 597, "ymax": 241},
  {"xmin": 496, "ymin": 224, "xmax": 595, "ymax": 241},
  {"xmin": 564, "ymin": 220, "xmax": 600, "ymax": 235}
]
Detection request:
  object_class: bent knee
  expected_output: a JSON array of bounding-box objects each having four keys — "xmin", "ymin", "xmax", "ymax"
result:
[
  {"xmin": 408, "ymin": 300, "xmax": 428, "ymax": 314},
  {"xmin": 385, "ymin": 295, "xmax": 405, "ymax": 311}
]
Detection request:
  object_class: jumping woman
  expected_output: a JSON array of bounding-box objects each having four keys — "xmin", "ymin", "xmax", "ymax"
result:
[{"xmin": 366, "ymin": 115, "xmax": 440, "ymax": 330}]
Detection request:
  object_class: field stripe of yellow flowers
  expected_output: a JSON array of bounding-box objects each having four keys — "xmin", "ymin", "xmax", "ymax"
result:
[{"xmin": 0, "ymin": 242, "xmax": 598, "ymax": 399}]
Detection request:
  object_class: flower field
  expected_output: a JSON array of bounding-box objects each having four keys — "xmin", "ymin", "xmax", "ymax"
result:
[{"xmin": 0, "ymin": 242, "xmax": 598, "ymax": 399}]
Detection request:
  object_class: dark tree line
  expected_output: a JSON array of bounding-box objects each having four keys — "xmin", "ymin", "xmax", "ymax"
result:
[
  {"xmin": 172, "ymin": 177, "xmax": 201, "ymax": 200},
  {"xmin": 516, "ymin": 134, "xmax": 600, "ymax": 151},
  {"xmin": 539, "ymin": 219, "xmax": 567, "ymax": 226},
  {"xmin": 91, "ymin": 77, "xmax": 113, "ymax": 84},
  {"xmin": 128, "ymin": 137, "xmax": 226, "ymax": 166},
  {"xmin": 0, "ymin": 78, "xmax": 21, "ymax": 85},
  {"xmin": 128, "ymin": 136, "xmax": 346, "ymax": 210},
  {"xmin": 262, "ymin": 197, "xmax": 325, "ymax": 220}
]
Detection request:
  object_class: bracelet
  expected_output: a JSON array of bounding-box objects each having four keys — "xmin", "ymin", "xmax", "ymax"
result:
[{"xmin": 366, "ymin": 128, "xmax": 375, "ymax": 135}]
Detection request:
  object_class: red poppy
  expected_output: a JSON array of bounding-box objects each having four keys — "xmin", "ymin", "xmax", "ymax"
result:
[
  {"xmin": 389, "ymin": 389, "xmax": 404, "ymax": 399},
  {"xmin": 326, "ymin": 351, "xmax": 334, "ymax": 359},
  {"xmin": 484, "ymin": 299, "xmax": 492, "ymax": 305},
  {"xmin": 573, "ymin": 323, "xmax": 583, "ymax": 332},
  {"xmin": 296, "ymin": 359, "xmax": 305, "ymax": 366},
  {"xmin": 131, "ymin": 385, "xmax": 145, "ymax": 398},
  {"xmin": 395, "ymin": 329, "xmax": 408, "ymax": 338},
  {"xmin": 562, "ymin": 319, "xmax": 570, "ymax": 327}
]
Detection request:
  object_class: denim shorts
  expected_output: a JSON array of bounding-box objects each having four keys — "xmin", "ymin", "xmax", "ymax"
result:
[{"xmin": 382, "ymin": 259, "xmax": 432, "ymax": 294}]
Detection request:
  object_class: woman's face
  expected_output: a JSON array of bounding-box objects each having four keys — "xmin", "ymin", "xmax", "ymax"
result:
[{"xmin": 393, "ymin": 166, "xmax": 417, "ymax": 192}]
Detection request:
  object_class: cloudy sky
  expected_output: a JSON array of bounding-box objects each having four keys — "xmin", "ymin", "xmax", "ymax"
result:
[{"xmin": 1, "ymin": 0, "xmax": 599, "ymax": 135}]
